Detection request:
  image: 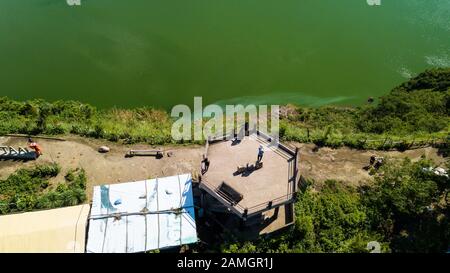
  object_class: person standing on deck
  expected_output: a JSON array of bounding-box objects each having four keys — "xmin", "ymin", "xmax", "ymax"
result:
[{"xmin": 257, "ymin": 145, "xmax": 264, "ymax": 162}]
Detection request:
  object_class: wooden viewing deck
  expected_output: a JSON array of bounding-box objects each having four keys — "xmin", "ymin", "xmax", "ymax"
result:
[{"xmin": 200, "ymin": 131, "xmax": 298, "ymax": 220}]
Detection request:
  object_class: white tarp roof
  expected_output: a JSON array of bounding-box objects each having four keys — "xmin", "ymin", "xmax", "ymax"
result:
[
  {"xmin": 0, "ymin": 204, "xmax": 90, "ymax": 253},
  {"xmin": 86, "ymin": 173, "xmax": 197, "ymax": 253}
]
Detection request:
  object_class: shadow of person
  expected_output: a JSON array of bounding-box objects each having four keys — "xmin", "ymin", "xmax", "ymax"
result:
[{"xmin": 241, "ymin": 165, "xmax": 256, "ymax": 177}]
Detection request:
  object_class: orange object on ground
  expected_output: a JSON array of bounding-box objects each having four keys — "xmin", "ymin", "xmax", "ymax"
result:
[{"xmin": 28, "ymin": 142, "xmax": 43, "ymax": 156}]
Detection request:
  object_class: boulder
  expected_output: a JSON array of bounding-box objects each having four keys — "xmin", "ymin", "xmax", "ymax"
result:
[{"xmin": 98, "ymin": 146, "xmax": 110, "ymax": 153}]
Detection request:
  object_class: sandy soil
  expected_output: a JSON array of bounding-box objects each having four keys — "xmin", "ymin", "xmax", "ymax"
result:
[
  {"xmin": 0, "ymin": 136, "xmax": 204, "ymax": 201},
  {"xmin": 292, "ymin": 142, "xmax": 447, "ymax": 187},
  {"xmin": 0, "ymin": 136, "xmax": 447, "ymax": 200}
]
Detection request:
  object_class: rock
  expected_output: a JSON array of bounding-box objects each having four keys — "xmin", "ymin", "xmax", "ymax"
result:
[
  {"xmin": 167, "ymin": 151, "xmax": 174, "ymax": 157},
  {"xmin": 98, "ymin": 146, "xmax": 110, "ymax": 153}
]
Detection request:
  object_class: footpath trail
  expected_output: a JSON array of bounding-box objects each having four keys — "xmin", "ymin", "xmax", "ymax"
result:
[
  {"xmin": 0, "ymin": 136, "xmax": 204, "ymax": 200},
  {"xmin": 0, "ymin": 136, "xmax": 447, "ymax": 200},
  {"xmin": 293, "ymin": 143, "xmax": 447, "ymax": 187}
]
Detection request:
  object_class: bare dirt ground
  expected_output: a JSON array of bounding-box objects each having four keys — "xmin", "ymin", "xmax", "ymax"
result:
[
  {"xmin": 0, "ymin": 136, "xmax": 447, "ymax": 201},
  {"xmin": 291, "ymin": 142, "xmax": 447, "ymax": 187},
  {"xmin": 0, "ymin": 136, "xmax": 204, "ymax": 201}
]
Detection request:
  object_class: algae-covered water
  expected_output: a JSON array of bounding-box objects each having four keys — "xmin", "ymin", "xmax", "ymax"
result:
[{"xmin": 0, "ymin": 0, "xmax": 449, "ymax": 109}]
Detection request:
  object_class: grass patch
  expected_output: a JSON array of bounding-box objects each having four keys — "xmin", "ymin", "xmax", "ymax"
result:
[
  {"xmin": 281, "ymin": 68, "xmax": 450, "ymax": 149},
  {"xmin": 0, "ymin": 164, "xmax": 87, "ymax": 214}
]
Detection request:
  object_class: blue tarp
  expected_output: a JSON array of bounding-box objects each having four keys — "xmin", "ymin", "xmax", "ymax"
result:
[{"xmin": 86, "ymin": 174, "xmax": 197, "ymax": 253}]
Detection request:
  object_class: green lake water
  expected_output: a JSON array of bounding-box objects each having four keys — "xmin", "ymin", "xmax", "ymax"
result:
[{"xmin": 0, "ymin": 0, "xmax": 449, "ymax": 109}]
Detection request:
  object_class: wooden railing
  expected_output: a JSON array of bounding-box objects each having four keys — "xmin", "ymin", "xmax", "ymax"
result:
[
  {"xmin": 200, "ymin": 129, "xmax": 299, "ymax": 219},
  {"xmin": 199, "ymin": 179, "xmax": 296, "ymax": 219}
]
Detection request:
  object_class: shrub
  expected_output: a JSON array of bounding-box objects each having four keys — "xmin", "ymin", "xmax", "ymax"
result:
[
  {"xmin": 362, "ymin": 158, "xmax": 450, "ymax": 252},
  {"xmin": 0, "ymin": 164, "xmax": 87, "ymax": 215}
]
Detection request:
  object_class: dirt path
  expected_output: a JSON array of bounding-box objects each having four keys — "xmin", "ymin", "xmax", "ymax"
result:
[
  {"xmin": 292, "ymin": 142, "xmax": 447, "ymax": 187},
  {"xmin": 0, "ymin": 136, "xmax": 204, "ymax": 200},
  {"xmin": 0, "ymin": 136, "xmax": 447, "ymax": 200}
]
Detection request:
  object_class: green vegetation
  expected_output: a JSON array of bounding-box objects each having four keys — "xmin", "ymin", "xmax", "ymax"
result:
[
  {"xmin": 220, "ymin": 158, "xmax": 450, "ymax": 253},
  {"xmin": 222, "ymin": 180, "xmax": 385, "ymax": 253},
  {"xmin": 0, "ymin": 164, "xmax": 87, "ymax": 214},
  {"xmin": 0, "ymin": 68, "xmax": 448, "ymax": 149},
  {"xmin": 362, "ymin": 158, "xmax": 449, "ymax": 252},
  {"xmin": 0, "ymin": 98, "xmax": 174, "ymax": 145},
  {"xmin": 281, "ymin": 68, "xmax": 450, "ymax": 149}
]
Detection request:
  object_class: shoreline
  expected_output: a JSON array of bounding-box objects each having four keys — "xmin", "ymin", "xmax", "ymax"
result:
[{"xmin": 0, "ymin": 68, "xmax": 448, "ymax": 150}]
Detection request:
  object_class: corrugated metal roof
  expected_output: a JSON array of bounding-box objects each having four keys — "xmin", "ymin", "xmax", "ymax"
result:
[
  {"xmin": 86, "ymin": 173, "xmax": 197, "ymax": 253},
  {"xmin": 0, "ymin": 204, "xmax": 90, "ymax": 253}
]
